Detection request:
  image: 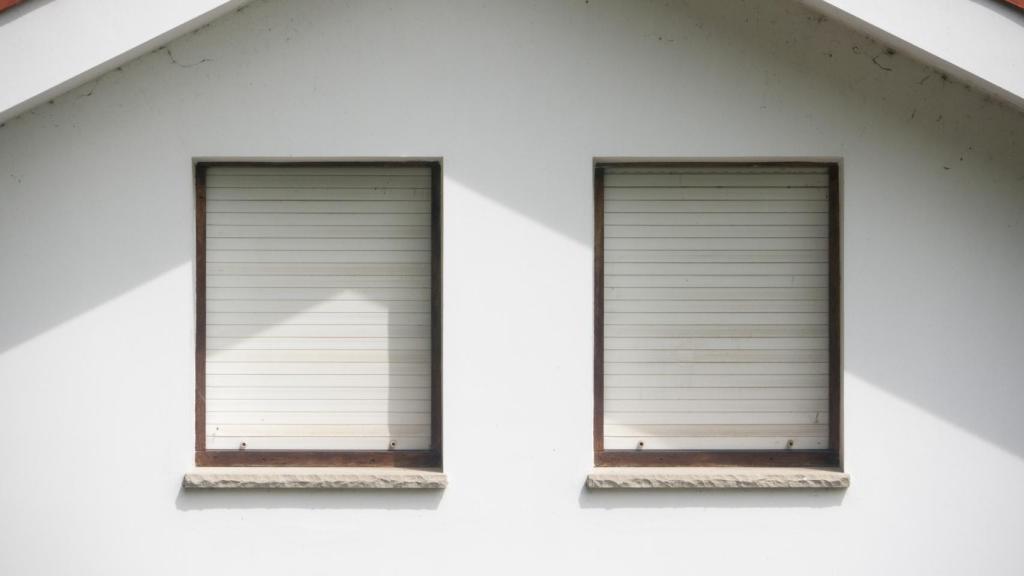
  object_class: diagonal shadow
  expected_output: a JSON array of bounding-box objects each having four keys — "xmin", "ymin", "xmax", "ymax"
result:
[{"xmin": 0, "ymin": 0, "xmax": 1021, "ymax": 479}]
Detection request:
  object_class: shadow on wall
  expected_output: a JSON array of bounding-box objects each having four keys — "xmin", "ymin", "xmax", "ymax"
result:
[
  {"xmin": 0, "ymin": 155, "xmax": 194, "ymax": 356},
  {"xmin": 0, "ymin": 0, "xmax": 1022, "ymax": 471},
  {"xmin": 174, "ymin": 485, "xmax": 444, "ymax": 511},
  {"xmin": 577, "ymin": 485, "xmax": 846, "ymax": 509},
  {"xmin": 433, "ymin": 0, "xmax": 1024, "ymax": 462}
]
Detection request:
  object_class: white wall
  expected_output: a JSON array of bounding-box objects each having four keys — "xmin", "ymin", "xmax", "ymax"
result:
[{"xmin": 0, "ymin": 0, "xmax": 1022, "ymax": 574}]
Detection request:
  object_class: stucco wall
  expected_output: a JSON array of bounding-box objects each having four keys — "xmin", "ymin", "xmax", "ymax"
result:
[{"xmin": 1, "ymin": 1, "xmax": 1022, "ymax": 574}]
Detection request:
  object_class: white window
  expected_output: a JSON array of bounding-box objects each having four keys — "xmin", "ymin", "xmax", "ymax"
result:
[
  {"xmin": 595, "ymin": 163, "xmax": 839, "ymax": 467},
  {"xmin": 196, "ymin": 163, "xmax": 441, "ymax": 467}
]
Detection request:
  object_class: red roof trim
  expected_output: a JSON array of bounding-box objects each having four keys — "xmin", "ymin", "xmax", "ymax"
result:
[{"xmin": 0, "ymin": 0, "xmax": 25, "ymax": 13}]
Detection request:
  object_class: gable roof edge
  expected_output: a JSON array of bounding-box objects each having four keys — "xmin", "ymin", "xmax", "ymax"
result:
[
  {"xmin": 801, "ymin": 0, "xmax": 1024, "ymax": 110},
  {"xmin": 0, "ymin": 0, "xmax": 250, "ymax": 125}
]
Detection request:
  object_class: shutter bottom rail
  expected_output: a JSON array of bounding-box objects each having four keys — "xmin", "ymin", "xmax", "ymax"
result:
[{"xmin": 195, "ymin": 449, "xmax": 441, "ymax": 468}]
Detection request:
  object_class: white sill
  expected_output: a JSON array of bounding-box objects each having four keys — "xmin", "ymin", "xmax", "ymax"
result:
[
  {"xmin": 183, "ymin": 467, "xmax": 447, "ymax": 489},
  {"xmin": 586, "ymin": 467, "xmax": 849, "ymax": 490}
]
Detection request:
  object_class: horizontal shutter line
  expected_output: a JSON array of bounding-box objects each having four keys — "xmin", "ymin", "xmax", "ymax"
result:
[
  {"xmin": 605, "ymin": 411, "xmax": 827, "ymax": 424},
  {"xmin": 603, "ymin": 437, "xmax": 828, "ymax": 450},
  {"xmin": 206, "ymin": 437, "xmax": 432, "ymax": 450},
  {"xmin": 208, "ymin": 412, "xmax": 431, "ymax": 425},
  {"xmin": 207, "ymin": 225, "xmax": 431, "ymax": 239},
  {"xmin": 207, "ymin": 374, "xmax": 429, "ymax": 387}
]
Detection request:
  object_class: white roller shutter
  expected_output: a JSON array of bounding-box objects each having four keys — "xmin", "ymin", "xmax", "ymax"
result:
[
  {"xmin": 203, "ymin": 165, "xmax": 433, "ymax": 451},
  {"xmin": 602, "ymin": 165, "xmax": 832, "ymax": 451}
]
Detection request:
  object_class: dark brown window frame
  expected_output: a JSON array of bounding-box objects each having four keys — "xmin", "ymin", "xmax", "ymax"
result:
[
  {"xmin": 593, "ymin": 161, "xmax": 841, "ymax": 468},
  {"xmin": 194, "ymin": 160, "xmax": 443, "ymax": 468}
]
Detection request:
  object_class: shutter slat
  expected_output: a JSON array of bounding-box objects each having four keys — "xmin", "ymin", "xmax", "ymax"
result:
[
  {"xmin": 606, "ymin": 262, "xmax": 827, "ymax": 275},
  {"xmin": 206, "ymin": 173, "xmax": 431, "ymax": 188},
  {"xmin": 207, "ymin": 212, "xmax": 429, "ymax": 225},
  {"xmin": 208, "ymin": 411, "xmax": 431, "ymax": 425},
  {"xmin": 605, "ymin": 324, "xmax": 828, "ymax": 338},
  {"xmin": 208, "ymin": 286, "xmax": 428, "ymax": 299},
  {"xmin": 208, "ymin": 349, "xmax": 430, "ymax": 363},
  {"xmin": 207, "ymin": 399, "xmax": 430, "ymax": 412},
  {"xmin": 605, "ymin": 312, "xmax": 828, "ymax": 325},
  {"xmin": 207, "ymin": 374, "xmax": 429, "ymax": 387},
  {"xmin": 205, "ymin": 362, "xmax": 431, "ymax": 376},
  {"xmin": 604, "ymin": 349, "xmax": 828, "ymax": 363},
  {"xmin": 606, "ymin": 237, "xmax": 827, "ymax": 250},
  {"xmin": 605, "ymin": 374, "xmax": 827, "ymax": 387},
  {"xmin": 209, "ymin": 424, "xmax": 431, "ymax": 437},
  {"xmin": 605, "ymin": 387, "xmax": 827, "ymax": 400},
  {"xmin": 206, "ymin": 437, "xmax": 432, "ymax": 450},
  {"xmin": 208, "ymin": 337, "xmax": 432, "ymax": 351},
  {"xmin": 604, "ymin": 363, "xmax": 828, "ymax": 375},
  {"xmin": 603, "ymin": 437, "xmax": 827, "ymax": 450},
  {"xmin": 207, "ymin": 312, "xmax": 430, "ymax": 325},
  {"xmin": 605, "ymin": 275, "xmax": 828, "ymax": 288},
  {"xmin": 206, "ymin": 387, "xmax": 430, "ymax": 400},
  {"xmin": 208, "ymin": 238, "xmax": 430, "ymax": 251},
  {"xmin": 605, "ymin": 424, "xmax": 827, "ymax": 435},
  {"xmin": 605, "ymin": 411, "xmax": 827, "ymax": 424},
  {"xmin": 207, "ymin": 200, "xmax": 431, "ymax": 214},
  {"xmin": 605, "ymin": 300, "xmax": 828, "ymax": 313},
  {"xmin": 605, "ymin": 337, "xmax": 827, "ymax": 350},
  {"xmin": 604, "ymin": 200, "xmax": 827, "ymax": 213},
  {"xmin": 604, "ymin": 250, "xmax": 828, "ymax": 263},
  {"xmin": 605, "ymin": 225, "xmax": 827, "ymax": 238},
  {"xmin": 207, "ymin": 188, "xmax": 430, "ymax": 201},
  {"xmin": 207, "ymin": 225, "xmax": 431, "ymax": 239},
  {"xmin": 206, "ymin": 324, "xmax": 430, "ymax": 338},
  {"xmin": 206, "ymin": 275, "xmax": 430, "ymax": 288},
  {"xmin": 605, "ymin": 399, "xmax": 827, "ymax": 412},
  {"xmin": 604, "ymin": 173, "xmax": 828, "ymax": 187},
  {"xmin": 206, "ymin": 250, "xmax": 431, "ymax": 264},
  {"xmin": 606, "ymin": 212, "xmax": 827, "ymax": 225},
  {"xmin": 606, "ymin": 287, "xmax": 826, "ymax": 299},
  {"xmin": 605, "ymin": 187, "xmax": 827, "ymax": 201},
  {"xmin": 206, "ymin": 300, "xmax": 429, "ymax": 313}
]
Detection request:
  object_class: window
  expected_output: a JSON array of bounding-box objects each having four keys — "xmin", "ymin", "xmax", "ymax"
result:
[
  {"xmin": 594, "ymin": 163, "xmax": 839, "ymax": 467},
  {"xmin": 195, "ymin": 162, "xmax": 442, "ymax": 467}
]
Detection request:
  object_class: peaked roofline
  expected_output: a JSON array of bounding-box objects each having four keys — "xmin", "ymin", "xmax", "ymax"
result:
[
  {"xmin": 801, "ymin": 0, "xmax": 1024, "ymax": 110},
  {"xmin": 0, "ymin": 0, "xmax": 1021, "ymax": 124},
  {"xmin": 0, "ymin": 0, "xmax": 249, "ymax": 124}
]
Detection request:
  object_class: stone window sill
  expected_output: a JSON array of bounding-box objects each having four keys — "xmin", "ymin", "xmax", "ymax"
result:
[
  {"xmin": 586, "ymin": 467, "xmax": 849, "ymax": 489},
  {"xmin": 183, "ymin": 467, "xmax": 447, "ymax": 489}
]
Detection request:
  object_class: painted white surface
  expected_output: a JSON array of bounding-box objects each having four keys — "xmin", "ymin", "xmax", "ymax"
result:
[
  {"xmin": 0, "ymin": 0, "xmax": 1022, "ymax": 574},
  {"xmin": 0, "ymin": 0, "xmax": 246, "ymax": 123},
  {"xmin": 802, "ymin": 0, "xmax": 1024, "ymax": 107},
  {"xmin": 204, "ymin": 165, "xmax": 434, "ymax": 451},
  {"xmin": 602, "ymin": 166, "xmax": 831, "ymax": 451}
]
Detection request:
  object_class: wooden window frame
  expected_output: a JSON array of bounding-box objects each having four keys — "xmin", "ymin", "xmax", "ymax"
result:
[
  {"xmin": 194, "ymin": 161, "xmax": 443, "ymax": 468},
  {"xmin": 593, "ymin": 161, "xmax": 841, "ymax": 468}
]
